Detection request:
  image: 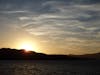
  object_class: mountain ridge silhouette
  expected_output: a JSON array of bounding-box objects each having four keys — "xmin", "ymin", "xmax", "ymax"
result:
[{"xmin": 0, "ymin": 48, "xmax": 100, "ymax": 60}]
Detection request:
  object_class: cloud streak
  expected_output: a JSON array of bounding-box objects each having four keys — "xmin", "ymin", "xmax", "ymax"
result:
[{"xmin": 0, "ymin": 0, "xmax": 100, "ymax": 54}]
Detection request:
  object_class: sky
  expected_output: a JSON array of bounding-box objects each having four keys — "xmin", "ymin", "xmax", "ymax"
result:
[{"xmin": 0, "ymin": 0, "xmax": 100, "ymax": 55}]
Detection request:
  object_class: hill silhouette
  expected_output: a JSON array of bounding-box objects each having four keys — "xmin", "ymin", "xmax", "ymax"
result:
[
  {"xmin": 0, "ymin": 48, "xmax": 70, "ymax": 60},
  {"xmin": 0, "ymin": 48, "xmax": 100, "ymax": 60},
  {"xmin": 71, "ymin": 53, "xmax": 100, "ymax": 59}
]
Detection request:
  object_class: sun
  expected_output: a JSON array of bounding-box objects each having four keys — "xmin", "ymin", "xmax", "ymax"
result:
[
  {"xmin": 21, "ymin": 44, "xmax": 33, "ymax": 51},
  {"xmin": 19, "ymin": 42, "xmax": 36, "ymax": 52}
]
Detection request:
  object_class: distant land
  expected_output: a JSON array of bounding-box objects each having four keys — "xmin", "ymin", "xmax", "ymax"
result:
[{"xmin": 0, "ymin": 48, "xmax": 100, "ymax": 60}]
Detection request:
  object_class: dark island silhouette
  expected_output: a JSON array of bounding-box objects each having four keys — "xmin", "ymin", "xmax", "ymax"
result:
[{"xmin": 0, "ymin": 48, "xmax": 100, "ymax": 60}]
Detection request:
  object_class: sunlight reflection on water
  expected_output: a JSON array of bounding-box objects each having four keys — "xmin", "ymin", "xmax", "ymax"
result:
[{"xmin": 0, "ymin": 60, "xmax": 100, "ymax": 75}]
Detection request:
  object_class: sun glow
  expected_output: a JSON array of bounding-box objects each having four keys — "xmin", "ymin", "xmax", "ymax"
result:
[
  {"xmin": 19, "ymin": 42, "xmax": 36, "ymax": 51},
  {"xmin": 21, "ymin": 44, "xmax": 33, "ymax": 51}
]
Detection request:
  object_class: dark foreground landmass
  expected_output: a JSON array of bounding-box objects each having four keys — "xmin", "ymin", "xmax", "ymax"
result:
[{"xmin": 0, "ymin": 48, "xmax": 100, "ymax": 60}]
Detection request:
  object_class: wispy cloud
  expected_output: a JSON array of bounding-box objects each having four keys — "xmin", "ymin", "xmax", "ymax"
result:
[
  {"xmin": 0, "ymin": 0, "xmax": 100, "ymax": 54},
  {"xmin": 0, "ymin": 10, "xmax": 29, "ymax": 14}
]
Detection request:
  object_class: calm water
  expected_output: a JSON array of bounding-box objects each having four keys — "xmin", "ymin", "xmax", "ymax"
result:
[{"xmin": 0, "ymin": 60, "xmax": 100, "ymax": 75}]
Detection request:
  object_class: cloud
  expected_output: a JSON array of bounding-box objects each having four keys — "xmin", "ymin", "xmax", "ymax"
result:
[
  {"xmin": 0, "ymin": 10, "xmax": 29, "ymax": 14},
  {"xmin": 19, "ymin": 1, "xmax": 100, "ymax": 41},
  {"xmin": 0, "ymin": 0, "xmax": 100, "ymax": 54}
]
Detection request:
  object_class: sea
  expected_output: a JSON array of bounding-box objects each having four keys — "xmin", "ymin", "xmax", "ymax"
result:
[{"xmin": 0, "ymin": 60, "xmax": 100, "ymax": 75}]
